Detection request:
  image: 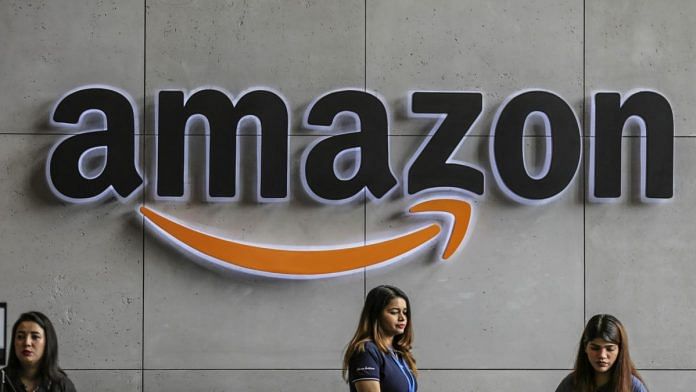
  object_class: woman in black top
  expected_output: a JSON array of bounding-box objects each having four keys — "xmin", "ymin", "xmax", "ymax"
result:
[
  {"xmin": 2, "ymin": 311, "xmax": 76, "ymax": 392},
  {"xmin": 342, "ymin": 285, "xmax": 417, "ymax": 392}
]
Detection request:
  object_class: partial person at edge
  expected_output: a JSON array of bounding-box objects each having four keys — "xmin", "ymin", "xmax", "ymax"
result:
[
  {"xmin": 555, "ymin": 314, "xmax": 647, "ymax": 392},
  {"xmin": 1, "ymin": 311, "xmax": 76, "ymax": 392}
]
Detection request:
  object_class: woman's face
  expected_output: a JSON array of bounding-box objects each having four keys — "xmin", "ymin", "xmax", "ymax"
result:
[
  {"xmin": 14, "ymin": 321, "xmax": 46, "ymax": 369},
  {"xmin": 379, "ymin": 297, "xmax": 408, "ymax": 338},
  {"xmin": 585, "ymin": 338, "xmax": 619, "ymax": 373}
]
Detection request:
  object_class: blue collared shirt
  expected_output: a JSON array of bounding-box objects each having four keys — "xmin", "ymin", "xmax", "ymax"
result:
[{"xmin": 348, "ymin": 341, "xmax": 417, "ymax": 392}]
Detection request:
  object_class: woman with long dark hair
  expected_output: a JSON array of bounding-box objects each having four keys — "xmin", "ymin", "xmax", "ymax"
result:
[
  {"xmin": 555, "ymin": 314, "xmax": 647, "ymax": 392},
  {"xmin": 2, "ymin": 311, "xmax": 75, "ymax": 392},
  {"xmin": 342, "ymin": 285, "xmax": 417, "ymax": 392}
]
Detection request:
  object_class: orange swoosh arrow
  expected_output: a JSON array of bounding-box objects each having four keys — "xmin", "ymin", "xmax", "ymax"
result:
[{"xmin": 140, "ymin": 198, "xmax": 472, "ymax": 277}]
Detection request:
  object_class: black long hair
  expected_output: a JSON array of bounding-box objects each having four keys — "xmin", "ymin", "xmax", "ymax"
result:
[{"xmin": 6, "ymin": 311, "xmax": 69, "ymax": 389}]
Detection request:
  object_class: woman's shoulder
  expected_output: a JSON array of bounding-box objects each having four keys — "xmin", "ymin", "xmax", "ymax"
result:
[
  {"xmin": 554, "ymin": 372, "xmax": 575, "ymax": 392},
  {"xmin": 52, "ymin": 371, "xmax": 77, "ymax": 392},
  {"xmin": 351, "ymin": 340, "xmax": 385, "ymax": 363},
  {"xmin": 631, "ymin": 375, "xmax": 648, "ymax": 392},
  {"xmin": 1, "ymin": 368, "xmax": 21, "ymax": 386},
  {"xmin": 361, "ymin": 340, "xmax": 379, "ymax": 351},
  {"xmin": 64, "ymin": 377, "xmax": 77, "ymax": 392},
  {"xmin": 355, "ymin": 340, "xmax": 381, "ymax": 355}
]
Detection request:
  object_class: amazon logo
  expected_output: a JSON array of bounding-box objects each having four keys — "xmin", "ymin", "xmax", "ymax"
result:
[
  {"xmin": 139, "ymin": 198, "xmax": 471, "ymax": 278},
  {"xmin": 45, "ymin": 86, "xmax": 675, "ymax": 278}
]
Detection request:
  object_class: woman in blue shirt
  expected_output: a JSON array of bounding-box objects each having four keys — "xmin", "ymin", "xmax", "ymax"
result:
[
  {"xmin": 555, "ymin": 314, "xmax": 647, "ymax": 392},
  {"xmin": 343, "ymin": 285, "xmax": 417, "ymax": 392}
]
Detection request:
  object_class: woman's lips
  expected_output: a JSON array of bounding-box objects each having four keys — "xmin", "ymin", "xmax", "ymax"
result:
[{"xmin": 21, "ymin": 350, "xmax": 33, "ymax": 357}]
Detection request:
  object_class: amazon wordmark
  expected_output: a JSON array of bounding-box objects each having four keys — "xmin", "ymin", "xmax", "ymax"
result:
[{"xmin": 47, "ymin": 87, "xmax": 674, "ymax": 204}]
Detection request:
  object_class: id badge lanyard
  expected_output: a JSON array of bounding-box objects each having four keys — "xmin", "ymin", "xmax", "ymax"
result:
[{"xmin": 390, "ymin": 352, "xmax": 416, "ymax": 392}]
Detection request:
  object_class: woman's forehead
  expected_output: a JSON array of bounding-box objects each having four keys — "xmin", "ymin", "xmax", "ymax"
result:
[
  {"xmin": 386, "ymin": 297, "xmax": 407, "ymax": 308},
  {"xmin": 16, "ymin": 321, "xmax": 44, "ymax": 333},
  {"xmin": 587, "ymin": 338, "xmax": 617, "ymax": 346}
]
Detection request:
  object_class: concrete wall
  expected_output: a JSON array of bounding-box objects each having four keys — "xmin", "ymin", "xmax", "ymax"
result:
[{"xmin": 1, "ymin": 0, "xmax": 694, "ymax": 390}]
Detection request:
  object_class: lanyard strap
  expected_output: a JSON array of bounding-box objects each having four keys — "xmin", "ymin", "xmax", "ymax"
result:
[{"xmin": 389, "ymin": 352, "xmax": 415, "ymax": 392}]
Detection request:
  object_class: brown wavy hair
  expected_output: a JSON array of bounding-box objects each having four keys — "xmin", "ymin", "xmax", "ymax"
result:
[
  {"xmin": 572, "ymin": 314, "xmax": 646, "ymax": 392},
  {"xmin": 342, "ymin": 285, "xmax": 417, "ymax": 380}
]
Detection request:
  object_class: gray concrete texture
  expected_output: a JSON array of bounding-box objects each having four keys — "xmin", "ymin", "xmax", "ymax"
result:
[{"xmin": 0, "ymin": 0, "xmax": 694, "ymax": 390}]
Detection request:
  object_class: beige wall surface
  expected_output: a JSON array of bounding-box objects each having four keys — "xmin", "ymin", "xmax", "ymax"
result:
[{"xmin": 1, "ymin": 0, "xmax": 694, "ymax": 390}]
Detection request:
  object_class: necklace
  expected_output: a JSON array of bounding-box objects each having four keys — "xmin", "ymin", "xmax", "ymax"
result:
[{"xmin": 20, "ymin": 379, "xmax": 39, "ymax": 392}]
